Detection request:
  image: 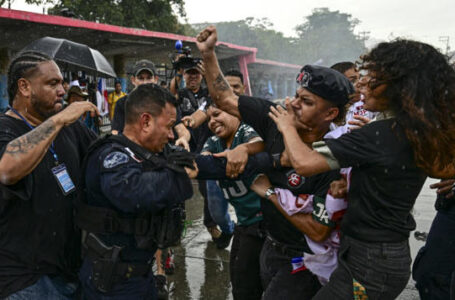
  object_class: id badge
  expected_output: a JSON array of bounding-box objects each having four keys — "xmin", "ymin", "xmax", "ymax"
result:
[{"xmin": 51, "ymin": 163, "xmax": 76, "ymax": 195}]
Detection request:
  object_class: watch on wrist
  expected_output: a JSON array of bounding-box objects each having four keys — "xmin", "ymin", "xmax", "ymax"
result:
[{"xmin": 265, "ymin": 187, "xmax": 276, "ymax": 199}]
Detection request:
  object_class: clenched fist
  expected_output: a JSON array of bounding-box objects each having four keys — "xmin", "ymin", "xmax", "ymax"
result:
[{"xmin": 196, "ymin": 26, "xmax": 218, "ymax": 54}]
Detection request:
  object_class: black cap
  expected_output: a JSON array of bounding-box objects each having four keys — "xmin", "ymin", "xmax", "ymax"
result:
[
  {"xmin": 184, "ymin": 66, "xmax": 200, "ymax": 73},
  {"xmin": 296, "ymin": 65, "xmax": 354, "ymax": 106},
  {"xmin": 67, "ymin": 85, "xmax": 88, "ymax": 98},
  {"xmin": 132, "ymin": 59, "xmax": 156, "ymax": 77}
]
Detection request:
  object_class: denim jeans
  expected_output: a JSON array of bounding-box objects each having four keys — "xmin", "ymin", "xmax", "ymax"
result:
[
  {"xmin": 198, "ymin": 179, "xmax": 217, "ymax": 228},
  {"xmin": 313, "ymin": 235, "xmax": 411, "ymax": 300},
  {"xmin": 5, "ymin": 275, "xmax": 78, "ymax": 300},
  {"xmin": 207, "ymin": 180, "xmax": 234, "ymax": 234},
  {"xmin": 413, "ymin": 210, "xmax": 455, "ymax": 300}
]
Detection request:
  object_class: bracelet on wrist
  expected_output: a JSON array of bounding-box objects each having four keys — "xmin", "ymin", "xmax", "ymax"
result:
[{"xmin": 265, "ymin": 187, "xmax": 276, "ymax": 200}]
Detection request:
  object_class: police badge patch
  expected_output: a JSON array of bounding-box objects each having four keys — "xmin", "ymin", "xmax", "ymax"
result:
[{"xmin": 103, "ymin": 151, "xmax": 130, "ymax": 169}]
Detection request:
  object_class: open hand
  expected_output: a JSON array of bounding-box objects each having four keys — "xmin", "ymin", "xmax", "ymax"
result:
[{"xmin": 268, "ymin": 97, "xmax": 299, "ymax": 133}]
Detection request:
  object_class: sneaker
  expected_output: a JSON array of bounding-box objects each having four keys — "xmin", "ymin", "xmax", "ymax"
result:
[
  {"xmin": 155, "ymin": 274, "xmax": 168, "ymax": 300},
  {"xmin": 207, "ymin": 226, "xmax": 222, "ymax": 241},
  {"xmin": 215, "ymin": 231, "xmax": 233, "ymax": 249},
  {"xmin": 164, "ymin": 249, "xmax": 175, "ymax": 275}
]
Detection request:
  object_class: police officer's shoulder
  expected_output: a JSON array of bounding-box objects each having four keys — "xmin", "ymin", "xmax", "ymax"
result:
[{"xmin": 98, "ymin": 141, "xmax": 142, "ymax": 172}]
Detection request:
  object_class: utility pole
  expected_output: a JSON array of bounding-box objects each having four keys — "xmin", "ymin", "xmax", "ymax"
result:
[
  {"xmin": 439, "ymin": 36, "xmax": 450, "ymax": 56},
  {"xmin": 358, "ymin": 31, "xmax": 370, "ymax": 47}
]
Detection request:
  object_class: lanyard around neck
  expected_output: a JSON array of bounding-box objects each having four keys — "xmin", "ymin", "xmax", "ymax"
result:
[{"xmin": 8, "ymin": 106, "xmax": 59, "ymax": 163}]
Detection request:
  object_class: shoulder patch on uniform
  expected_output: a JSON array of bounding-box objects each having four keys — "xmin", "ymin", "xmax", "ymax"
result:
[{"xmin": 103, "ymin": 151, "xmax": 129, "ymax": 169}]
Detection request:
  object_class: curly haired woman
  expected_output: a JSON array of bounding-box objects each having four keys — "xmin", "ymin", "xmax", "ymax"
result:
[{"xmin": 268, "ymin": 40, "xmax": 455, "ymax": 299}]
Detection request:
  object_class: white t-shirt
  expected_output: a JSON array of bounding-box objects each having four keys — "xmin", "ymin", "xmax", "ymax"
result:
[{"xmin": 329, "ymin": 100, "xmax": 379, "ymax": 135}]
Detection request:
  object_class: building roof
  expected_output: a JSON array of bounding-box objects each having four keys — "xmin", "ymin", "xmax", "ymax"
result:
[
  {"xmin": 0, "ymin": 8, "xmax": 301, "ymax": 76},
  {"xmin": 0, "ymin": 8, "xmax": 256, "ymax": 62}
]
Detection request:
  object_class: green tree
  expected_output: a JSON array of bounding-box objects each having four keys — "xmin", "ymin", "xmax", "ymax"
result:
[
  {"xmin": 45, "ymin": 0, "xmax": 191, "ymax": 35},
  {"xmin": 0, "ymin": 0, "xmax": 53, "ymax": 7},
  {"xmin": 193, "ymin": 18, "xmax": 300, "ymax": 64},
  {"xmin": 295, "ymin": 8, "xmax": 366, "ymax": 66}
]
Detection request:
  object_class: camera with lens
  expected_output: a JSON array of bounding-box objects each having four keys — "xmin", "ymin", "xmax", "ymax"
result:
[{"xmin": 172, "ymin": 40, "xmax": 202, "ymax": 70}]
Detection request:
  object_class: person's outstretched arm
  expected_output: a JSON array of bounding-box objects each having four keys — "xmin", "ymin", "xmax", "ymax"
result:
[{"xmin": 0, "ymin": 102, "xmax": 98, "ymax": 185}]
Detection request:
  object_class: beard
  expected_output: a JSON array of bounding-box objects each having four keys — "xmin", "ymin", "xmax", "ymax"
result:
[{"xmin": 30, "ymin": 93, "xmax": 63, "ymax": 120}]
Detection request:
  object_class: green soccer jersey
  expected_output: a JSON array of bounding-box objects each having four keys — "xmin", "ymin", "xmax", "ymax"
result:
[{"xmin": 202, "ymin": 123, "xmax": 263, "ymax": 226}]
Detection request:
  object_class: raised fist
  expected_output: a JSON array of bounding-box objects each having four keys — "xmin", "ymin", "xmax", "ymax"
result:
[{"xmin": 196, "ymin": 26, "xmax": 218, "ymax": 54}]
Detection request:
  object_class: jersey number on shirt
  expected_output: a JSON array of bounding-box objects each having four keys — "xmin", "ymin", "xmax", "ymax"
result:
[{"xmin": 221, "ymin": 181, "xmax": 248, "ymax": 199}]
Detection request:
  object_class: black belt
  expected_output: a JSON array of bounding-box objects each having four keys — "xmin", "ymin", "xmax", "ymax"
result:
[{"xmin": 266, "ymin": 235, "xmax": 305, "ymax": 258}]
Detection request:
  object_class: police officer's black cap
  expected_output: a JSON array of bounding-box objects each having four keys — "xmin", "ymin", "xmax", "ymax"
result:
[
  {"xmin": 296, "ymin": 65, "xmax": 354, "ymax": 106},
  {"xmin": 132, "ymin": 59, "xmax": 157, "ymax": 77}
]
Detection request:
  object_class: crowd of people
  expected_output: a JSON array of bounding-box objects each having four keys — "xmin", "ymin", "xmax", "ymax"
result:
[{"xmin": 0, "ymin": 25, "xmax": 455, "ymax": 300}]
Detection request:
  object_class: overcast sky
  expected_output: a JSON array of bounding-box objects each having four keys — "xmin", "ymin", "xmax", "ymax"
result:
[{"xmin": 10, "ymin": 0, "xmax": 455, "ymax": 51}]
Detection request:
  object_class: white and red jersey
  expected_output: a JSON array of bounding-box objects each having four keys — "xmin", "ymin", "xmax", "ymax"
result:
[
  {"xmin": 274, "ymin": 129, "xmax": 352, "ymax": 285},
  {"xmin": 330, "ymin": 100, "xmax": 379, "ymax": 136},
  {"xmin": 345, "ymin": 100, "xmax": 378, "ymax": 124}
]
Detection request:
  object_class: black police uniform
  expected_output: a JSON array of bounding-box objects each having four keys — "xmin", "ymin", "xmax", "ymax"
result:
[
  {"xmin": 234, "ymin": 95, "xmax": 340, "ymax": 300},
  {"xmin": 77, "ymin": 134, "xmax": 193, "ymax": 299},
  {"xmin": 413, "ymin": 192, "xmax": 455, "ymax": 300}
]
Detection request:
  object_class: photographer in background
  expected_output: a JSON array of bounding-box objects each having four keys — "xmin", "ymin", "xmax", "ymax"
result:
[{"xmin": 169, "ymin": 52, "xmax": 222, "ymax": 242}]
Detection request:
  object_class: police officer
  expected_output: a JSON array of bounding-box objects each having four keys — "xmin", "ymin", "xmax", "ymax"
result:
[{"xmin": 77, "ymin": 84, "xmax": 197, "ymax": 299}]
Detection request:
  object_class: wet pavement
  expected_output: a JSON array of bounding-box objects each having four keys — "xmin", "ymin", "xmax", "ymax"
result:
[{"xmin": 165, "ymin": 179, "xmax": 439, "ymax": 299}]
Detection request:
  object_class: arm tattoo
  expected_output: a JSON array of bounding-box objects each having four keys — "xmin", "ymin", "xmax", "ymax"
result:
[
  {"xmin": 5, "ymin": 119, "xmax": 57, "ymax": 156},
  {"xmin": 213, "ymin": 73, "xmax": 230, "ymax": 92}
]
